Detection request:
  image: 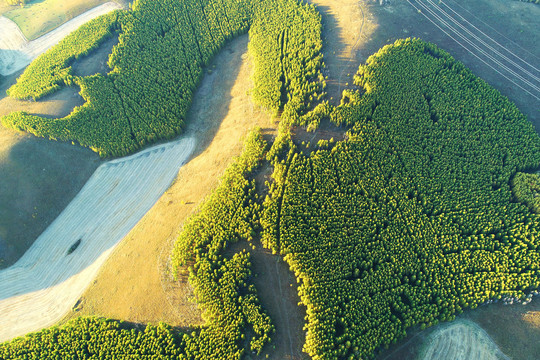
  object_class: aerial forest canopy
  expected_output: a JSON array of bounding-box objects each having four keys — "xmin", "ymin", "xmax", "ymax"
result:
[
  {"xmin": 2, "ymin": 0, "xmax": 325, "ymax": 157},
  {"xmin": 261, "ymin": 38, "xmax": 540, "ymax": 359},
  {"xmin": 1, "ymin": 0, "xmax": 540, "ymax": 360}
]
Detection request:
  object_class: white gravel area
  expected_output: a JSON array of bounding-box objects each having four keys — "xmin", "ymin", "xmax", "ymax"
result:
[
  {"xmin": 0, "ymin": 2, "xmax": 122, "ymax": 76},
  {"xmin": 0, "ymin": 137, "xmax": 195, "ymax": 342},
  {"xmin": 420, "ymin": 319, "xmax": 509, "ymax": 360}
]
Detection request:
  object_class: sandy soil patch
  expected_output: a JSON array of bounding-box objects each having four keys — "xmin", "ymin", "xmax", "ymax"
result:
[
  {"xmin": 0, "ymin": 2, "xmax": 121, "ymax": 76},
  {"xmin": 419, "ymin": 320, "xmax": 509, "ymax": 360},
  {"xmin": 307, "ymin": 0, "xmax": 377, "ymax": 102},
  {"xmin": 0, "ymin": 136, "xmax": 195, "ymax": 342}
]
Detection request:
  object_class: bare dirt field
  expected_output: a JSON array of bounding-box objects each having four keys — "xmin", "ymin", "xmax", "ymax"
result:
[{"xmin": 0, "ymin": 136, "xmax": 194, "ymax": 341}]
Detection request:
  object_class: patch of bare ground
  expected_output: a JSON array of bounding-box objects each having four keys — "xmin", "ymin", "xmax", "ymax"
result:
[
  {"xmin": 222, "ymin": 240, "xmax": 307, "ymax": 360},
  {"xmin": 249, "ymin": 247, "xmax": 307, "ymax": 360},
  {"xmin": 71, "ymin": 33, "xmax": 119, "ymax": 77},
  {"xmin": 0, "ymin": 70, "xmax": 84, "ymax": 119},
  {"xmin": 307, "ymin": 0, "xmax": 377, "ymax": 103},
  {"xmin": 418, "ymin": 319, "xmax": 509, "ymax": 360},
  {"xmin": 463, "ymin": 297, "xmax": 540, "ymax": 360},
  {"xmin": 291, "ymin": 119, "xmax": 347, "ymax": 155},
  {"xmin": 62, "ymin": 35, "xmax": 282, "ymax": 328}
]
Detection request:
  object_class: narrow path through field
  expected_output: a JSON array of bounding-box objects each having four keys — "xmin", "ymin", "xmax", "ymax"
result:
[
  {"xmin": 0, "ymin": 137, "xmax": 195, "ymax": 342},
  {"xmin": 306, "ymin": 0, "xmax": 375, "ymax": 102},
  {"xmin": 0, "ymin": 2, "xmax": 121, "ymax": 76}
]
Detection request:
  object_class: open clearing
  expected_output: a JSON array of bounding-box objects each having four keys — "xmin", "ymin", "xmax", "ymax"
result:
[
  {"xmin": 418, "ymin": 320, "xmax": 509, "ymax": 360},
  {"xmin": 0, "ymin": 1, "xmax": 122, "ymax": 76},
  {"xmin": 2, "ymin": 0, "xmax": 120, "ymax": 40},
  {"xmin": 0, "ymin": 136, "xmax": 195, "ymax": 342}
]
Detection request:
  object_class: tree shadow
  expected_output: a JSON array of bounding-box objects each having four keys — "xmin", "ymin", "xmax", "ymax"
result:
[{"xmin": 0, "ymin": 131, "xmax": 100, "ymax": 269}]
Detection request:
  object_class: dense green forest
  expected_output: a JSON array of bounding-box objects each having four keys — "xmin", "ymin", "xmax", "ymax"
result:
[
  {"xmin": 1, "ymin": 0, "xmax": 540, "ymax": 358},
  {"xmin": 261, "ymin": 38, "xmax": 540, "ymax": 359},
  {"xmin": 2, "ymin": 0, "xmax": 324, "ymax": 157}
]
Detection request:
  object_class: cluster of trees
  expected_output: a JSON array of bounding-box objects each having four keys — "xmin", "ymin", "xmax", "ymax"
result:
[
  {"xmin": 7, "ymin": 11, "xmax": 121, "ymax": 100},
  {"xmin": 0, "ymin": 129, "xmax": 273, "ymax": 359},
  {"xmin": 3, "ymin": 0, "xmax": 253, "ymax": 157},
  {"xmin": 249, "ymin": 0, "xmax": 326, "ymax": 122},
  {"xmin": 0, "ymin": 318, "xmax": 188, "ymax": 359},
  {"xmin": 512, "ymin": 172, "xmax": 540, "ymax": 213},
  {"xmin": 3, "ymin": 0, "xmax": 326, "ymax": 157},
  {"xmin": 171, "ymin": 128, "xmax": 274, "ymax": 358},
  {"xmin": 261, "ymin": 38, "xmax": 540, "ymax": 359}
]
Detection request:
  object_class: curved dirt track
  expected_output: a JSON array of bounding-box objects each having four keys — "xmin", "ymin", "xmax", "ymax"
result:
[
  {"xmin": 0, "ymin": 137, "xmax": 195, "ymax": 342},
  {"xmin": 0, "ymin": 2, "xmax": 122, "ymax": 76},
  {"xmin": 420, "ymin": 320, "xmax": 509, "ymax": 360}
]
